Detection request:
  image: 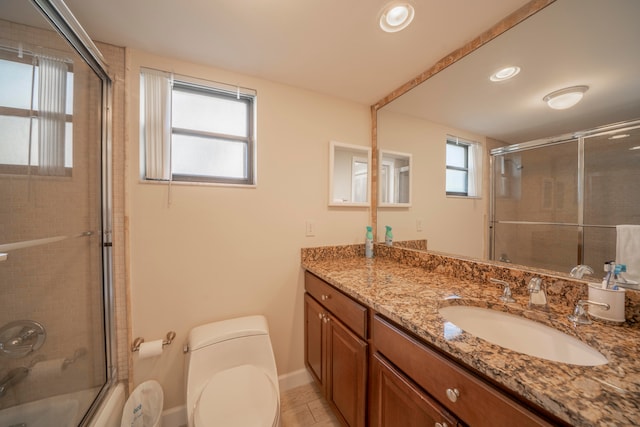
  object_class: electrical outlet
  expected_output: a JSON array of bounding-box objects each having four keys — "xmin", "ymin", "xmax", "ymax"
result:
[
  {"xmin": 416, "ymin": 219, "xmax": 424, "ymax": 232},
  {"xmin": 305, "ymin": 221, "xmax": 316, "ymax": 237}
]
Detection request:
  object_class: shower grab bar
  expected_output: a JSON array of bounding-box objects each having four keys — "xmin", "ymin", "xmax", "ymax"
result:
[{"xmin": 0, "ymin": 232, "xmax": 93, "ymax": 261}]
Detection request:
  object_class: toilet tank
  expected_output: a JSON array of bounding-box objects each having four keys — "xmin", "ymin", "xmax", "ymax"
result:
[
  {"xmin": 189, "ymin": 315, "xmax": 270, "ymax": 351},
  {"xmin": 185, "ymin": 315, "xmax": 279, "ymax": 419}
]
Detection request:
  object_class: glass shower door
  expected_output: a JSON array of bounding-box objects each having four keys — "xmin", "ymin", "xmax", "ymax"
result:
[
  {"xmin": 583, "ymin": 126, "xmax": 640, "ymax": 270},
  {"xmin": 491, "ymin": 139, "xmax": 580, "ymax": 270},
  {"xmin": 0, "ymin": 3, "xmax": 110, "ymax": 425}
]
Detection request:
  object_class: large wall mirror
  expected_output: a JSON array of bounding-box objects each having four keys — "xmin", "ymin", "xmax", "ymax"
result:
[{"xmin": 374, "ymin": 0, "xmax": 640, "ymax": 280}]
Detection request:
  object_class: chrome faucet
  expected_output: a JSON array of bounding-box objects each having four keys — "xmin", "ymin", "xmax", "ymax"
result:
[
  {"xmin": 568, "ymin": 300, "xmax": 610, "ymax": 325},
  {"xmin": 489, "ymin": 278, "xmax": 515, "ymax": 303},
  {"xmin": 570, "ymin": 264, "xmax": 594, "ymax": 279},
  {"xmin": 0, "ymin": 367, "xmax": 28, "ymax": 398},
  {"xmin": 527, "ymin": 277, "xmax": 547, "ymax": 309}
]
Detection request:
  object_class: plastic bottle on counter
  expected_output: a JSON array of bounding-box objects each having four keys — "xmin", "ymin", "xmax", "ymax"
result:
[
  {"xmin": 385, "ymin": 226, "xmax": 393, "ymax": 246},
  {"xmin": 365, "ymin": 226, "xmax": 374, "ymax": 258}
]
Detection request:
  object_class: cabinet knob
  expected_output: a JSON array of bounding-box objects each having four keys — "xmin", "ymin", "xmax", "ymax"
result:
[
  {"xmin": 445, "ymin": 388, "xmax": 460, "ymax": 403},
  {"xmin": 435, "ymin": 423, "xmax": 448, "ymax": 427},
  {"xmin": 323, "ymin": 315, "xmax": 331, "ymax": 323},
  {"xmin": 318, "ymin": 313, "xmax": 324, "ymax": 320},
  {"xmin": 321, "ymin": 294, "xmax": 330, "ymax": 301}
]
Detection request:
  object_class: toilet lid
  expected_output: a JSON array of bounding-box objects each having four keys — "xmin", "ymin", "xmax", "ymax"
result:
[{"xmin": 195, "ymin": 364, "xmax": 278, "ymax": 427}]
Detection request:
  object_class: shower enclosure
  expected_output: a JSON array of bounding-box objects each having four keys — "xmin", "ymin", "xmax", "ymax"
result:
[
  {"xmin": 490, "ymin": 120, "xmax": 640, "ymax": 275},
  {"xmin": 0, "ymin": 0, "xmax": 114, "ymax": 425}
]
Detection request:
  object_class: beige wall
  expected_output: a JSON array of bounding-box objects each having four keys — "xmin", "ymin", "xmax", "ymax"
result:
[
  {"xmin": 377, "ymin": 109, "xmax": 488, "ymax": 259},
  {"xmin": 125, "ymin": 49, "xmax": 371, "ymax": 408}
]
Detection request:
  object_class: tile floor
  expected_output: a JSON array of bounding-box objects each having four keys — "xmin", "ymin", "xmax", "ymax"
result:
[{"xmin": 280, "ymin": 382, "xmax": 342, "ymax": 426}]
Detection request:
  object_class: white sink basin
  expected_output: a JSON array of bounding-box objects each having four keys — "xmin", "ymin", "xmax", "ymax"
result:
[{"xmin": 438, "ymin": 305, "xmax": 608, "ymax": 366}]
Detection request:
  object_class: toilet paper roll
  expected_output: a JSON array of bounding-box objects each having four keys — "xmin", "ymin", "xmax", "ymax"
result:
[{"xmin": 138, "ymin": 339, "xmax": 163, "ymax": 359}]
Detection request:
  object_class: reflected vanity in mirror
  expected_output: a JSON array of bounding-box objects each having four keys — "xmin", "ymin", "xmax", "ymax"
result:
[
  {"xmin": 379, "ymin": 150, "xmax": 411, "ymax": 207},
  {"xmin": 329, "ymin": 141, "xmax": 371, "ymax": 207},
  {"xmin": 372, "ymin": 0, "xmax": 640, "ymax": 279}
]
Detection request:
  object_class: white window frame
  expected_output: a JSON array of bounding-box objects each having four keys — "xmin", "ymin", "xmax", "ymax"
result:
[
  {"xmin": 140, "ymin": 68, "xmax": 257, "ymax": 186},
  {"xmin": 446, "ymin": 135, "xmax": 482, "ymax": 198}
]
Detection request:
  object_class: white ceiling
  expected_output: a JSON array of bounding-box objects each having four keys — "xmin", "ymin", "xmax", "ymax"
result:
[
  {"xmin": 57, "ymin": 0, "xmax": 531, "ymax": 105},
  {"xmin": 4, "ymin": 0, "xmax": 637, "ymax": 143},
  {"xmin": 383, "ymin": 0, "xmax": 640, "ymax": 143}
]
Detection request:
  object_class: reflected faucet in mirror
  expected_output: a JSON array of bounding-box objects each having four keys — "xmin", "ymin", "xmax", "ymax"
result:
[{"xmin": 570, "ymin": 265, "xmax": 594, "ymax": 279}]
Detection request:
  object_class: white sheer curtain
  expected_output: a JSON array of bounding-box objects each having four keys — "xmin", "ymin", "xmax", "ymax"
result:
[
  {"xmin": 38, "ymin": 56, "xmax": 67, "ymax": 176},
  {"xmin": 467, "ymin": 141, "xmax": 483, "ymax": 197},
  {"xmin": 141, "ymin": 68, "xmax": 172, "ymax": 180}
]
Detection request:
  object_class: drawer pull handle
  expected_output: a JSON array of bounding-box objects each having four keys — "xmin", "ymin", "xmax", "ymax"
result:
[
  {"xmin": 435, "ymin": 423, "xmax": 448, "ymax": 427},
  {"xmin": 321, "ymin": 294, "xmax": 330, "ymax": 301},
  {"xmin": 446, "ymin": 388, "xmax": 459, "ymax": 403}
]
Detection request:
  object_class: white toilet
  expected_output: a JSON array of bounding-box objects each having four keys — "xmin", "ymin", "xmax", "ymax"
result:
[{"xmin": 185, "ymin": 315, "xmax": 281, "ymax": 427}]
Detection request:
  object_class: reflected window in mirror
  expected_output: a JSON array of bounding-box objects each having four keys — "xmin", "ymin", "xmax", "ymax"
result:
[
  {"xmin": 379, "ymin": 150, "xmax": 411, "ymax": 206},
  {"xmin": 329, "ymin": 141, "xmax": 371, "ymax": 206},
  {"xmin": 0, "ymin": 54, "xmax": 74, "ymax": 176},
  {"xmin": 445, "ymin": 135, "xmax": 482, "ymax": 197}
]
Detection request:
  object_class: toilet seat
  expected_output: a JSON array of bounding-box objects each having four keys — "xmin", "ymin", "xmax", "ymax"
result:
[{"xmin": 195, "ymin": 364, "xmax": 279, "ymax": 427}]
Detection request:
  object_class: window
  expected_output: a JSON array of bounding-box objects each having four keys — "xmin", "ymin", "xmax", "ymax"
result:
[
  {"xmin": 0, "ymin": 55, "xmax": 74, "ymax": 175},
  {"xmin": 446, "ymin": 136, "xmax": 482, "ymax": 197},
  {"xmin": 140, "ymin": 68, "xmax": 256, "ymax": 185}
]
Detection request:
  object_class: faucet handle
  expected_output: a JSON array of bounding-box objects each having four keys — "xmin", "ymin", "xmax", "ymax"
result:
[
  {"xmin": 489, "ymin": 278, "xmax": 516, "ymax": 303},
  {"xmin": 568, "ymin": 300, "xmax": 610, "ymax": 325}
]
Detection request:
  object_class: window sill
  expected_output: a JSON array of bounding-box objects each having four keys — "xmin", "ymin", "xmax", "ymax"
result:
[
  {"xmin": 445, "ymin": 194, "xmax": 482, "ymax": 200},
  {"xmin": 138, "ymin": 179, "xmax": 256, "ymax": 189}
]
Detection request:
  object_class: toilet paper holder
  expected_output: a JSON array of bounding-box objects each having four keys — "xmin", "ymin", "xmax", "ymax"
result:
[{"xmin": 131, "ymin": 331, "xmax": 176, "ymax": 353}]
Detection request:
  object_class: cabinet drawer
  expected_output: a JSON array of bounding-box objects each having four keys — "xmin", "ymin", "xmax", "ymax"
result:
[
  {"xmin": 372, "ymin": 315, "xmax": 554, "ymax": 427},
  {"xmin": 305, "ymin": 271, "xmax": 367, "ymax": 338}
]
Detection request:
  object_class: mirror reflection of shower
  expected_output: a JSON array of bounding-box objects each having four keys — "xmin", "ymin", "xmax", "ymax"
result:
[
  {"xmin": 490, "ymin": 121, "xmax": 640, "ymax": 277},
  {"xmin": 496, "ymin": 156, "xmax": 523, "ymax": 199}
]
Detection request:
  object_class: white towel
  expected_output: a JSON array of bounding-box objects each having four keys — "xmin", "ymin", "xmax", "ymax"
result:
[{"xmin": 616, "ymin": 225, "xmax": 640, "ymax": 283}]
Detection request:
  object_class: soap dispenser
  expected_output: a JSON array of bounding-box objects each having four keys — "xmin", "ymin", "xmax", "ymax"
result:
[{"xmin": 365, "ymin": 226, "xmax": 374, "ymax": 258}]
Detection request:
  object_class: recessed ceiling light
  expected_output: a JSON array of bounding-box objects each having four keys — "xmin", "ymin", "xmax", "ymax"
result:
[
  {"xmin": 543, "ymin": 85, "xmax": 589, "ymax": 110},
  {"xmin": 490, "ymin": 66, "xmax": 521, "ymax": 82},
  {"xmin": 379, "ymin": 2, "xmax": 415, "ymax": 33}
]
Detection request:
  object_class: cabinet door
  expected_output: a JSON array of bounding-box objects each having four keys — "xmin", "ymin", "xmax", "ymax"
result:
[
  {"xmin": 304, "ymin": 294, "xmax": 326, "ymax": 390},
  {"xmin": 327, "ymin": 314, "xmax": 368, "ymax": 427},
  {"xmin": 370, "ymin": 353, "xmax": 458, "ymax": 427}
]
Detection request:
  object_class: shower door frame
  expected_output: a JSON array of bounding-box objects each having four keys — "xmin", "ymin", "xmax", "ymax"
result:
[
  {"xmin": 489, "ymin": 119, "xmax": 640, "ymax": 269},
  {"xmin": 29, "ymin": 0, "xmax": 117, "ymax": 423}
]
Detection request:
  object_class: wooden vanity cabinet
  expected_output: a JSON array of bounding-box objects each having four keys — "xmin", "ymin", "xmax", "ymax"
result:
[
  {"xmin": 370, "ymin": 352, "xmax": 458, "ymax": 427},
  {"xmin": 372, "ymin": 314, "xmax": 558, "ymax": 427},
  {"xmin": 304, "ymin": 272, "xmax": 368, "ymax": 427}
]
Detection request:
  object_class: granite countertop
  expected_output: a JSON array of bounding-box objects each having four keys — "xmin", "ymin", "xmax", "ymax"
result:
[{"xmin": 302, "ymin": 251, "xmax": 640, "ymax": 426}]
